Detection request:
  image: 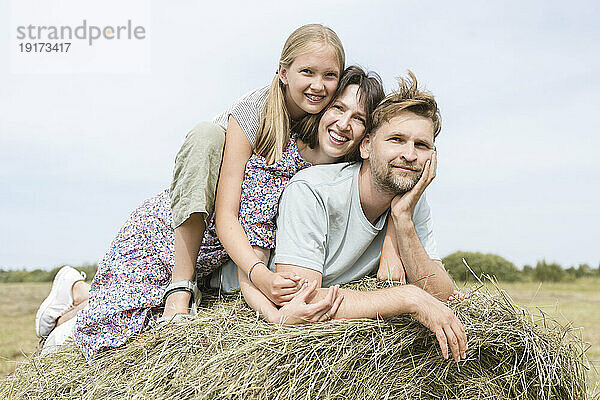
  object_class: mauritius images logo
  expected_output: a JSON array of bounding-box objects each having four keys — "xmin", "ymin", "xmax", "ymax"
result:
[{"xmin": 16, "ymin": 20, "xmax": 146, "ymax": 46}]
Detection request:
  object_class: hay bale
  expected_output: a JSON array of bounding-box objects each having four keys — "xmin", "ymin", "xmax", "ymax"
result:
[{"xmin": 0, "ymin": 279, "xmax": 590, "ymax": 399}]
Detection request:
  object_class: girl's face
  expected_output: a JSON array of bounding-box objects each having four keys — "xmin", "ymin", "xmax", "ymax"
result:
[
  {"xmin": 317, "ymin": 84, "xmax": 367, "ymax": 160},
  {"xmin": 279, "ymin": 45, "xmax": 341, "ymax": 120}
]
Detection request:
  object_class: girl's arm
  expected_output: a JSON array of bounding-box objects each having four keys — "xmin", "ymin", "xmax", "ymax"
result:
[
  {"xmin": 238, "ymin": 257, "xmax": 343, "ymax": 325},
  {"xmin": 215, "ymin": 116, "xmax": 300, "ymax": 305},
  {"xmin": 377, "ymin": 214, "xmax": 407, "ymax": 283},
  {"xmin": 237, "ymin": 247, "xmax": 280, "ymax": 323}
]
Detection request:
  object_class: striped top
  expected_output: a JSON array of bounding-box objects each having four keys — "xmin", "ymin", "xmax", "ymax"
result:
[{"xmin": 212, "ymin": 86, "xmax": 269, "ymax": 148}]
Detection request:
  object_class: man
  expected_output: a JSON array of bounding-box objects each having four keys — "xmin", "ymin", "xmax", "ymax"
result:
[{"xmin": 243, "ymin": 71, "xmax": 467, "ymax": 362}]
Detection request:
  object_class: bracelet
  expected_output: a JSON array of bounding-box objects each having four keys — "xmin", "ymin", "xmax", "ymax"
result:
[{"xmin": 247, "ymin": 261, "xmax": 266, "ymax": 284}]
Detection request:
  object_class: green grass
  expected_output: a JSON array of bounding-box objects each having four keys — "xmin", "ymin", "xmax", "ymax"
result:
[
  {"xmin": 0, "ymin": 282, "xmax": 50, "ymax": 376},
  {"xmin": 1, "ymin": 279, "xmax": 599, "ymax": 396},
  {"xmin": 459, "ymin": 278, "xmax": 600, "ymax": 395}
]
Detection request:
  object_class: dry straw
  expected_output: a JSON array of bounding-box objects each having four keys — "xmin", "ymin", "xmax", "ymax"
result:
[{"xmin": 1, "ymin": 277, "xmax": 592, "ymax": 399}]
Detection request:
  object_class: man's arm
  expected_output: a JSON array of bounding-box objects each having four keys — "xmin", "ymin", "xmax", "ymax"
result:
[
  {"xmin": 277, "ymin": 264, "xmax": 467, "ymax": 362},
  {"xmin": 377, "ymin": 214, "xmax": 406, "ymax": 283},
  {"xmin": 389, "ymin": 151, "xmax": 454, "ymax": 300},
  {"xmin": 388, "ymin": 211, "xmax": 453, "ymax": 300}
]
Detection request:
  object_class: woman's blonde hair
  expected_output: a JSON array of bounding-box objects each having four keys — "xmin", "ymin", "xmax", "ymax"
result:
[{"xmin": 254, "ymin": 24, "xmax": 345, "ymax": 164}]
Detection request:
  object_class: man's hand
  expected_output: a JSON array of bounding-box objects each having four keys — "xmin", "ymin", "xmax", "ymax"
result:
[
  {"xmin": 407, "ymin": 284, "xmax": 467, "ymax": 362},
  {"xmin": 276, "ymin": 281, "xmax": 343, "ymax": 325},
  {"xmin": 390, "ymin": 151, "xmax": 437, "ymax": 220}
]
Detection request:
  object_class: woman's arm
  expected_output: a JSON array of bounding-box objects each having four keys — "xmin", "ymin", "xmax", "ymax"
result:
[
  {"xmin": 214, "ymin": 116, "xmax": 299, "ymax": 305},
  {"xmin": 377, "ymin": 214, "xmax": 406, "ymax": 283}
]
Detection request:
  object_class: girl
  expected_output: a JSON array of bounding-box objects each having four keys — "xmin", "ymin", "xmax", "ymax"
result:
[
  {"xmin": 164, "ymin": 24, "xmax": 345, "ymax": 319},
  {"xmin": 37, "ymin": 24, "xmax": 351, "ymax": 359}
]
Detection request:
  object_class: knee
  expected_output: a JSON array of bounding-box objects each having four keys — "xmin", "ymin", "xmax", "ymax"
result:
[{"xmin": 185, "ymin": 122, "xmax": 225, "ymax": 153}]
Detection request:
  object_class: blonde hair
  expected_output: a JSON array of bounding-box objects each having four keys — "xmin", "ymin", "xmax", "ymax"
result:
[
  {"xmin": 371, "ymin": 71, "xmax": 442, "ymax": 139},
  {"xmin": 254, "ymin": 24, "xmax": 345, "ymax": 164},
  {"xmin": 295, "ymin": 65, "xmax": 385, "ymax": 161}
]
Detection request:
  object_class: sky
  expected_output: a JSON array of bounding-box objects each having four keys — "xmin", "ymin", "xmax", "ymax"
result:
[{"xmin": 1, "ymin": 0, "xmax": 599, "ymax": 270}]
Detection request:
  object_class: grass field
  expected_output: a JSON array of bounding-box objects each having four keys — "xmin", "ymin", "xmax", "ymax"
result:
[
  {"xmin": 466, "ymin": 279, "xmax": 600, "ymax": 395},
  {"xmin": 1, "ymin": 279, "xmax": 599, "ymax": 396}
]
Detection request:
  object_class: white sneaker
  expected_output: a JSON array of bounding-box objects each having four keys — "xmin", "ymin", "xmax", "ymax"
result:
[
  {"xmin": 35, "ymin": 266, "xmax": 86, "ymax": 338},
  {"xmin": 41, "ymin": 316, "xmax": 78, "ymax": 355}
]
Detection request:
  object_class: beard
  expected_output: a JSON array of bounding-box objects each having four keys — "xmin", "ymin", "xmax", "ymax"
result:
[{"xmin": 369, "ymin": 150, "xmax": 423, "ymax": 194}]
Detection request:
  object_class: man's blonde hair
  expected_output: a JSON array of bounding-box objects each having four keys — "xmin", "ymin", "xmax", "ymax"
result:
[{"xmin": 371, "ymin": 71, "xmax": 441, "ymax": 139}]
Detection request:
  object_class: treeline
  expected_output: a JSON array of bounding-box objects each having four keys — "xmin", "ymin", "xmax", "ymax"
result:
[
  {"xmin": 1, "ymin": 253, "xmax": 599, "ymax": 283},
  {"xmin": 443, "ymin": 251, "xmax": 600, "ymax": 282},
  {"xmin": 0, "ymin": 264, "xmax": 98, "ymax": 283}
]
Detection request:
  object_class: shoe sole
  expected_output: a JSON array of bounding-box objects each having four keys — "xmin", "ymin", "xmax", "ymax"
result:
[{"xmin": 35, "ymin": 266, "xmax": 79, "ymax": 338}]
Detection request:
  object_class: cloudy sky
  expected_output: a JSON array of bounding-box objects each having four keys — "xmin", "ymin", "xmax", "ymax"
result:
[{"xmin": 1, "ymin": 0, "xmax": 599, "ymax": 270}]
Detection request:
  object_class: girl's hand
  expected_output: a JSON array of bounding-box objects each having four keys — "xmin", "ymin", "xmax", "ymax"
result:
[
  {"xmin": 253, "ymin": 268, "xmax": 305, "ymax": 306},
  {"xmin": 276, "ymin": 281, "xmax": 343, "ymax": 325}
]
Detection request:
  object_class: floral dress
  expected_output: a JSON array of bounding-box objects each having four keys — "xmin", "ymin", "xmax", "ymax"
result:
[{"xmin": 74, "ymin": 137, "xmax": 311, "ymax": 360}]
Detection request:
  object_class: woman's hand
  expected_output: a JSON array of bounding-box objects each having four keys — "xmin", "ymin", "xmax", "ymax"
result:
[
  {"xmin": 276, "ymin": 281, "xmax": 343, "ymax": 325},
  {"xmin": 252, "ymin": 267, "xmax": 305, "ymax": 306}
]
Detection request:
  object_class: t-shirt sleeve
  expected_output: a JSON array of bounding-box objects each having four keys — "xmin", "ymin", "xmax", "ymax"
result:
[
  {"xmin": 228, "ymin": 87, "xmax": 268, "ymax": 148},
  {"xmin": 412, "ymin": 191, "xmax": 441, "ymax": 260},
  {"xmin": 229, "ymin": 102, "xmax": 261, "ymax": 147},
  {"xmin": 272, "ymin": 181, "xmax": 328, "ymax": 274}
]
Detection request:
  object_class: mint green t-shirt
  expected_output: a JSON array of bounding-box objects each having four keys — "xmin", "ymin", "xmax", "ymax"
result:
[{"xmin": 210, "ymin": 162, "xmax": 439, "ymax": 292}]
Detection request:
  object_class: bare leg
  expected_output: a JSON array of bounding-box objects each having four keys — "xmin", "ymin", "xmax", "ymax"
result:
[
  {"xmin": 52, "ymin": 214, "xmax": 206, "ymax": 325},
  {"xmin": 72, "ymin": 280, "xmax": 90, "ymax": 306},
  {"xmin": 54, "ymin": 280, "xmax": 91, "ymax": 327},
  {"xmin": 163, "ymin": 213, "xmax": 205, "ymax": 318},
  {"xmin": 56, "ymin": 300, "xmax": 88, "ymax": 327}
]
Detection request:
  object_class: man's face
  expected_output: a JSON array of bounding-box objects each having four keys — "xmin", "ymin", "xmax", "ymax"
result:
[{"xmin": 361, "ymin": 111, "xmax": 435, "ymax": 193}]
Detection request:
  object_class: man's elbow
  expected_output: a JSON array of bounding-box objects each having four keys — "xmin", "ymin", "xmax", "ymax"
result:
[
  {"xmin": 415, "ymin": 272, "xmax": 455, "ymax": 301},
  {"xmin": 433, "ymin": 285, "xmax": 455, "ymax": 302}
]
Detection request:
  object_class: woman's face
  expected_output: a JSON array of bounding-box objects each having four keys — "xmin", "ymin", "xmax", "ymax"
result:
[
  {"xmin": 279, "ymin": 45, "xmax": 341, "ymax": 120},
  {"xmin": 316, "ymin": 84, "xmax": 367, "ymax": 160}
]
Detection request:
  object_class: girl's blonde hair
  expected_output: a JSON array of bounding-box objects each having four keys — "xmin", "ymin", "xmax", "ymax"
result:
[
  {"xmin": 254, "ymin": 24, "xmax": 345, "ymax": 164},
  {"xmin": 295, "ymin": 65, "xmax": 385, "ymax": 162}
]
